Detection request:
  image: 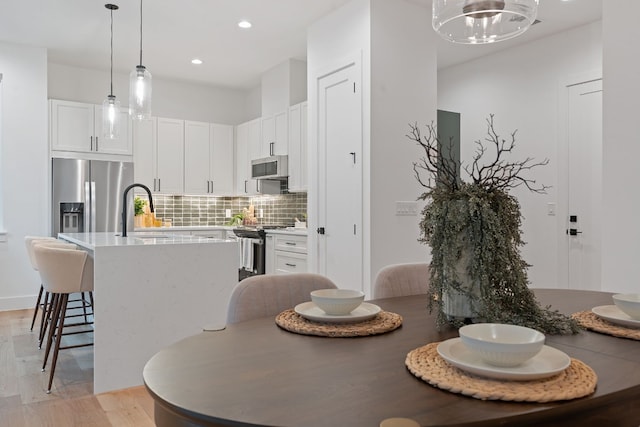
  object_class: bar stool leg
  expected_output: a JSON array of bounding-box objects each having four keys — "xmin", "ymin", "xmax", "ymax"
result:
[
  {"xmin": 46, "ymin": 294, "xmax": 69, "ymax": 394},
  {"xmin": 38, "ymin": 292, "xmax": 53, "ymax": 349},
  {"xmin": 30, "ymin": 285, "xmax": 44, "ymax": 331},
  {"xmin": 42, "ymin": 293, "xmax": 62, "ymax": 374}
]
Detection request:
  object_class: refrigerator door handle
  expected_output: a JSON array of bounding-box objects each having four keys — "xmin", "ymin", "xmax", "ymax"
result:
[
  {"xmin": 90, "ymin": 181, "xmax": 97, "ymax": 232},
  {"xmin": 84, "ymin": 181, "xmax": 91, "ymax": 232}
]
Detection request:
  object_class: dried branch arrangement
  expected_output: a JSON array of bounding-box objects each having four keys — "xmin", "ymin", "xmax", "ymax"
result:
[{"xmin": 407, "ymin": 115, "xmax": 579, "ymax": 335}]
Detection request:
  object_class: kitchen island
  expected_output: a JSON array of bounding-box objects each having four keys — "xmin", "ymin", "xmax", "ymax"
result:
[{"xmin": 58, "ymin": 232, "xmax": 239, "ymax": 393}]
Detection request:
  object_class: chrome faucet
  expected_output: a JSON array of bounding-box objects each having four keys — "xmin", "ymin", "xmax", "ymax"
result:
[{"xmin": 121, "ymin": 183, "xmax": 154, "ymax": 237}]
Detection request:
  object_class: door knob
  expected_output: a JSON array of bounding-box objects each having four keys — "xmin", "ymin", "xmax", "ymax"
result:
[{"xmin": 316, "ymin": 227, "xmax": 325, "ymax": 235}]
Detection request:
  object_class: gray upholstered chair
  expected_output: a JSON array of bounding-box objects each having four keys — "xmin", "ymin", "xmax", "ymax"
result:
[
  {"xmin": 372, "ymin": 263, "xmax": 430, "ymax": 299},
  {"xmin": 226, "ymin": 273, "xmax": 338, "ymax": 324}
]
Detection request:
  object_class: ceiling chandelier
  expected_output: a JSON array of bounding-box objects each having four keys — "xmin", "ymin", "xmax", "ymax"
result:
[
  {"xmin": 129, "ymin": 0, "xmax": 152, "ymax": 120},
  {"xmin": 102, "ymin": 4, "xmax": 120, "ymax": 140},
  {"xmin": 432, "ymin": 0, "xmax": 539, "ymax": 44}
]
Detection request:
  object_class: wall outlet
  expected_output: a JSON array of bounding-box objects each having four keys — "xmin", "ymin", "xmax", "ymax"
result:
[
  {"xmin": 258, "ymin": 209, "xmax": 264, "ymax": 218},
  {"xmin": 225, "ymin": 209, "xmax": 231, "ymax": 218},
  {"xmin": 395, "ymin": 201, "xmax": 419, "ymax": 216}
]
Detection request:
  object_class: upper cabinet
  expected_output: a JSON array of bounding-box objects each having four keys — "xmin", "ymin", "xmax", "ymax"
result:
[
  {"xmin": 50, "ymin": 99, "xmax": 132, "ymax": 156},
  {"xmin": 210, "ymin": 124, "xmax": 235, "ymax": 195},
  {"xmin": 156, "ymin": 118, "xmax": 185, "ymax": 194},
  {"xmin": 133, "ymin": 117, "xmax": 184, "ymax": 194},
  {"xmin": 235, "ymin": 118, "xmax": 262, "ymax": 196},
  {"xmin": 184, "ymin": 121, "xmax": 234, "ymax": 195},
  {"xmin": 260, "ymin": 110, "xmax": 288, "ymax": 157},
  {"xmin": 287, "ymin": 101, "xmax": 307, "ymax": 192},
  {"xmin": 184, "ymin": 121, "xmax": 212, "ymax": 194}
]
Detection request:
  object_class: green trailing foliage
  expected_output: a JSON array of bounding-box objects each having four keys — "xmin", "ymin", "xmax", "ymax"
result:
[{"xmin": 408, "ymin": 115, "xmax": 580, "ymax": 335}]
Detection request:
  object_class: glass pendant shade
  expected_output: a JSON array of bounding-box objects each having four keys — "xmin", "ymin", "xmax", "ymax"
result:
[
  {"xmin": 129, "ymin": 65, "xmax": 152, "ymax": 120},
  {"xmin": 102, "ymin": 95, "xmax": 121, "ymax": 140},
  {"xmin": 432, "ymin": 0, "xmax": 538, "ymax": 44}
]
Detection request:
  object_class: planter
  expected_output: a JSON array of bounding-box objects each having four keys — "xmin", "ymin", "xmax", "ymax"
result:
[{"xmin": 441, "ymin": 242, "xmax": 480, "ymax": 321}]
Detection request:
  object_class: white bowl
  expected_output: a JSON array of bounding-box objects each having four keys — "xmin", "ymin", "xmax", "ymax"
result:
[
  {"xmin": 310, "ymin": 289, "xmax": 365, "ymax": 315},
  {"xmin": 458, "ymin": 323, "xmax": 545, "ymax": 367},
  {"xmin": 613, "ymin": 293, "xmax": 640, "ymax": 320}
]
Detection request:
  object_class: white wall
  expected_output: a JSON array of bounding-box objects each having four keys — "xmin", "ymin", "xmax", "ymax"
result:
[
  {"xmin": 369, "ymin": 0, "xmax": 434, "ymax": 281},
  {"xmin": 308, "ymin": 0, "xmax": 435, "ymax": 294},
  {"xmin": 601, "ymin": 1, "xmax": 640, "ymax": 293},
  {"xmin": 261, "ymin": 59, "xmax": 307, "ymax": 116},
  {"xmin": 437, "ymin": 21, "xmax": 602, "ymax": 289},
  {"xmin": 0, "ymin": 42, "xmax": 49, "ymax": 310},
  {"xmin": 48, "ymin": 63, "xmax": 250, "ymax": 124}
]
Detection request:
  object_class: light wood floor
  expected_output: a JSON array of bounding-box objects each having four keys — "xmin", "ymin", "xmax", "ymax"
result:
[{"xmin": 0, "ymin": 308, "xmax": 155, "ymax": 426}]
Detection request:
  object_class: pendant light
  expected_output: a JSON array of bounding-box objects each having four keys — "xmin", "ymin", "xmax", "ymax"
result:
[
  {"xmin": 129, "ymin": 0, "xmax": 152, "ymax": 120},
  {"xmin": 102, "ymin": 4, "xmax": 121, "ymax": 140},
  {"xmin": 432, "ymin": 0, "xmax": 538, "ymax": 44}
]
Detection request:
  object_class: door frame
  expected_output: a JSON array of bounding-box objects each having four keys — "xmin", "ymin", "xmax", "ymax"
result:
[{"xmin": 557, "ymin": 70, "xmax": 602, "ymax": 289}]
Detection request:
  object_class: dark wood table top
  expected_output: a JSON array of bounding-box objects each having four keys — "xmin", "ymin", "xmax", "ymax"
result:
[{"xmin": 143, "ymin": 289, "xmax": 640, "ymax": 427}]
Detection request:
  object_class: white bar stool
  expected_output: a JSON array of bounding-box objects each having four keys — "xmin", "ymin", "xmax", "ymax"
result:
[
  {"xmin": 24, "ymin": 236, "xmax": 56, "ymax": 336},
  {"xmin": 33, "ymin": 243, "xmax": 94, "ymax": 393}
]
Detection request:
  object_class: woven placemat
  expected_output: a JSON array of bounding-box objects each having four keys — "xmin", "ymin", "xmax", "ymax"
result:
[
  {"xmin": 275, "ymin": 309, "xmax": 402, "ymax": 337},
  {"xmin": 405, "ymin": 342, "xmax": 597, "ymax": 402},
  {"xmin": 572, "ymin": 310, "xmax": 640, "ymax": 341}
]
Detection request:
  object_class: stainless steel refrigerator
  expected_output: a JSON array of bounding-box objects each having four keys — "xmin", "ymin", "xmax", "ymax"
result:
[{"xmin": 51, "ymin": 158, "xmax": 134, "ymax": 236}]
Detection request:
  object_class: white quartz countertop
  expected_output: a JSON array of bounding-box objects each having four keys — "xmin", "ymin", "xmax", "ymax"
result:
[
  {"xmin": 134, "ymin": 225, "xmax": 236, "ymax": 232},
  {"xmin": 59, "ymin": 232, "xmax": 233, "ymax": 250}
]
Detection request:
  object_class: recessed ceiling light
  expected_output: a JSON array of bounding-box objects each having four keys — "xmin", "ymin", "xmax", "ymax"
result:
[
  {"xmin": 191, "ymin": 59, "xmax": 203, "ymax": 65},
  {"xmin": 238, "ymin": 20, "xmax": 252, "ymax": 29}
]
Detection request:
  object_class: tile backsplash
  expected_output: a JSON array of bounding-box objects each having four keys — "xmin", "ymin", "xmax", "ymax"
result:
[{"xmin": 138, "ymin": 193, "xmax": 307, "ymax": 227}]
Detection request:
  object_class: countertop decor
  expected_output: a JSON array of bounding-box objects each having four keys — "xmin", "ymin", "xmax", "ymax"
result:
[{"xmin": 408, "ymin": 115, "xmax": 579, "ymax": 334}]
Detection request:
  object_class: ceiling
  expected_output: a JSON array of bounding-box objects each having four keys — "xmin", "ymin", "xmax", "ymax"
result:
[{"xmin": 0, "ymin": 0, "xmax": 602, "ymax": 91}]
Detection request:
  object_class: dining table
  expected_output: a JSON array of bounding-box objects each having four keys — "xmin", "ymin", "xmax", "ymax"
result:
[{"xmin": 143, "ymin": 289, "xmax": 640, "ymax": 427}]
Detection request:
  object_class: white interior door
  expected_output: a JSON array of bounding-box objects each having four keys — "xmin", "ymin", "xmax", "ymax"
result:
[
  {"xmin": 566, "ymin": 79, "xmax": 602, "ymax": 290},
  {"xmin": 317, "ymin": 62, "xmax": 363, "ymax": 291}
]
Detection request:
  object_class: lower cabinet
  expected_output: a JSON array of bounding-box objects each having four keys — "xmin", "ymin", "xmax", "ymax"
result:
[{"xmin": 266, "ymin": 232, "xmax": 307, "ymax": 274}]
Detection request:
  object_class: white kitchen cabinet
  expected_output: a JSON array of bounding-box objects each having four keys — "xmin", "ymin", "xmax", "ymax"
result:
[
  {"xmin": 184, "ymin": 121, "xmax": 212, "ymax": 194},
  {"xmin": 275, "ymin": 251, "xmax": 307, "ymax": 274},
  {"xmin": 260, "ymin": 110, "xmax": 288, "ymax": 157},
  {"xmin": 133, "ymin": 117, "xmax": 184, "ymax": 194},
  {"xmin": 132, "ymin": 117, "xmax": 156, "ymax": 191},
  {"xmin": 266, "ymin": 232, "xmax": 307, "ymax": 275},
  {"xmin": 235, "ymin": 118, "xmax": 261, "ymax": 195},
  {"xmin": 156, "ymin": 118, "xmax": 184, "ymax": 194},
  {"xmin": 184, "ymin": 121, "xmax": 234, "ymax": 195},
  {"xmin": 287, "ymin": 101, "xmax": 307, "ymax": 192},
  {"xmin": 50, "ymin": 99, "xmax": 132, "ymax": 156},
  {"xmin": 210, "ymin": 124, "xmax": 235, "ymax": 195}
]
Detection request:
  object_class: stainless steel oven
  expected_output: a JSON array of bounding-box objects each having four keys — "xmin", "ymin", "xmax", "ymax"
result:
[{"xmin": 233, "ymin": 225, "xmax": 287, "ymax": 281}]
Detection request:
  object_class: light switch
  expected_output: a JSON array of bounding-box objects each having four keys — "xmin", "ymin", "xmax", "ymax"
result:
[
  {"xmin": 547, "ymin": 202, "xmax": 556, "ymax": 216},
  {"xmin": 396, "ymin": 201, "xmax": 419, "ymax": 216}
]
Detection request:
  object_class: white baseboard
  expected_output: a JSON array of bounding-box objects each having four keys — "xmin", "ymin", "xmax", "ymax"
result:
[{"xmin": 0, "ymin": 295, "xmax": 36, "ymax": 312}]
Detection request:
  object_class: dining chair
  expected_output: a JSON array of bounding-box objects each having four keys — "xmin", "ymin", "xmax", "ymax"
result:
[
  {"xmin": 33, "ymin": 243, "xmax": 94, "ymax": 393},
  {"xmin": 226, "ymin": 273, "xmax": 338, "ymax": 324},
  {"xmin": 372, "ymin": 262, "xmax": 430, "ymax": 299}
]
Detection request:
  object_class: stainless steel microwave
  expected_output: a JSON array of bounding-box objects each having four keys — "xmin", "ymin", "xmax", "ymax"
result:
[{"xmin": 251, "ymin": 155, "xmax": 288, "ymax": 179}]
